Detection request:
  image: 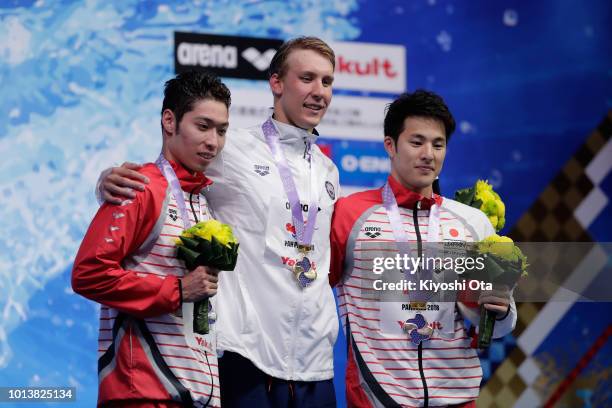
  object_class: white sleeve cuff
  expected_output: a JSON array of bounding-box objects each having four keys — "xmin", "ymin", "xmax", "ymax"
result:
[{"xmin": 492, "ymin": 298, "xmax": 517, "ymax": 339}]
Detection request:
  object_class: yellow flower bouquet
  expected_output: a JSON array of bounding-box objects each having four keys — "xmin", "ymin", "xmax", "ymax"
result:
[
  {"xmin": 477, "ymin": 234, "xmax": 528, "ymax": 277},
  {"xmin": 176, "ymin": 220, "xmax": 239, "ymax": 334},
  {"xmin": 455, "ymin": 181, "xmax": 528, "ymax": 347},
  {"xmin": 473, "ymin": 234, "xmax": 528, "ymax": 347},
  {"xmin": 455, "ymin": 180, "xmax": 505, "ymax": 232}
]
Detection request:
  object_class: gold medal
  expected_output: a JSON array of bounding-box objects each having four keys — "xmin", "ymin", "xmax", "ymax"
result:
[{"xmin": 293, "ymin": 245, "xmax": 317, "ymax": 287}]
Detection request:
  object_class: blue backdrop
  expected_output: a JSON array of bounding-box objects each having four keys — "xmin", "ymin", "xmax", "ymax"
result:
[{"xmin": 0, "ymin": 1, "xmax": 610, "ymax": 406}]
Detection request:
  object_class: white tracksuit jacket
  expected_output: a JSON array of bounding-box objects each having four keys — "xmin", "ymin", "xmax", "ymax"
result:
[{"xmin": 204, "ymin": 117, "xmax": 340, "ymax": 381}]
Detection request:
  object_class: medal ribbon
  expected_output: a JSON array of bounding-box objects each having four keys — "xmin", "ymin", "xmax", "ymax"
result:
[
  {"xmin": 156, "ymin": 154, "xmax": 192, "ymax": 230},
  {"xmin": 262, "ymin": 119, "xmax": 319, "ymax": 248},
  {"xmin": 157, "ymin": 154, "xmax": 217, "ymax": 330},
  {"xmin": 382, "ymin": 182, "xmax": 440, "ymax": 302}
]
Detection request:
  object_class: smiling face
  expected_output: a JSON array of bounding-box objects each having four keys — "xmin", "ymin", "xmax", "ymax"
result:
[
  {"xmin": 269, "ymin": 48, "xmax": 334, "ymax": 131},
  {"xmin": 384, "ymin": 116, "xmax": 447, "ymax": 197},
  {"xmin": 162, "ymin": 98, "xmax": 229, "ymax": 173}
]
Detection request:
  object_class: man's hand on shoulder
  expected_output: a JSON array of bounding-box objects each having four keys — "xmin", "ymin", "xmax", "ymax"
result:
[{"xmin": 100, "ymin": 162, "xmax": 150, "ymax": 204}]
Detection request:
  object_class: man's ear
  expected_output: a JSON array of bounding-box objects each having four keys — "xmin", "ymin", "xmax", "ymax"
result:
[
  {"xmin": 269, "ymin": 73, "xmax": 283, "ymax": 97},
  {"xmin": 161, "ymin": 109, "xmax": 176, "ymax": 136},
  {"xmin": 383, "ymin": 136, "xmax": 396, "ymax": 159}
]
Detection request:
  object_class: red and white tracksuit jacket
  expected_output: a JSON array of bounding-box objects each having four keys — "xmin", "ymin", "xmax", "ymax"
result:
[
  {"xmin": 330, "ymin": 176, "xmax": 516, "ymax": 408},
  {"xmin": 73, "ymin": 160, "xmax": 220, "ymax": 407}
]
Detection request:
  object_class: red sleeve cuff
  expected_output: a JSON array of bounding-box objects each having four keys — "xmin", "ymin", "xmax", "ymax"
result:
[{"xmin": 160, "ymin": 275, "xmax": 182, "ymax": 314}]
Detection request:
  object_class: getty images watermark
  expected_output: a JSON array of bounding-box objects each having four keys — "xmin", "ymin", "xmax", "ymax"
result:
[{"xmin": 371, "ymin": 254, "xmax": 493, "ymax": 292}]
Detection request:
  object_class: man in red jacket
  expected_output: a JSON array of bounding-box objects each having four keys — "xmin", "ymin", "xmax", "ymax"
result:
[
  {"xmin": 330, "ymin": 90, "xmax": 516, "ymax": 407},
  {"xmin": 92, "ymin": 37, "xmax": 339, "ymax": 408},
  {"xmin": 72, "ymin": 71, "xmax": 230, "ymax": 407}
]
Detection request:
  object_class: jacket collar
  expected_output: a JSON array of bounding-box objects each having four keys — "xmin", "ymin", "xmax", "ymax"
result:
[
  {"xmin": 167, "ymin": 158, "xmax": 213, "ymax": 195},
  {"xmin": 270, "ymin": 116, "xmax": 318, "ymax": 144},
  {"xmin": 264, "ymin": 116, "xmax": 318, "ymax": 159},
  {"xmin": 387, "ymin": 175, "xmax": 443, "ymax": 210}
]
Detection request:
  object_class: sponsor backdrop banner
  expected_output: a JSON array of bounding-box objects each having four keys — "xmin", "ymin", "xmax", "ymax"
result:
[
  {"xmin": 175, "ymin": 32, "xmax": 406, "ymax": 94},
  {"xmin": 329, "ymin": 40, "xmax": 405, "ymax": 93},
  {"xmin": 1, "ymin": 1, "xmax": 610, "ymax": 407},
  {"xmin": 175, "ymin": 32, "xmax": 282, "ymax": 80}
]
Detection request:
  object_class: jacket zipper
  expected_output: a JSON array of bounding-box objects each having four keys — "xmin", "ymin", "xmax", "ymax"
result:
[
  {"xmin": 413, "ymin": 201, "xmax": 429, "ymax": 408},
  {"xmin": 303, "ymin": 138, "xmax": 308, "ymax": 160},
  {"xmin": 288, "ymin": 290, "xmax": 305, "ymax": 379}
]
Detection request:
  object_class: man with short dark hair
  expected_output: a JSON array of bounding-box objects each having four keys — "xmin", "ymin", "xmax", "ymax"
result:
[
  {"xmin": 330, "ymin": 90, "xmax": 516, "ymax": 407},
  {"xmin": 73, "ymin": 71, "xmax": 230, "ymax": 407},
  {"xmin": 96, "ymin": 37, "xmax": 339, "ymax": 407}
]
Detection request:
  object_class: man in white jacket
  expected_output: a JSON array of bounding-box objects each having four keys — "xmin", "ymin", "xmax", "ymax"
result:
[{"xmin": 97, "ymin": 37, "xmax": 339, "ymax": 407}]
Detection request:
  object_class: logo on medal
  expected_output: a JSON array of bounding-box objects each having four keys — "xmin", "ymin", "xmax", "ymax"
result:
[
  {"xmin": 254, "ymin": 164, "xmax": 270, "ymax": 176},
  {"xmin": 293, "ymin": 255, "xmax": 317, "ymax": 288},
  {"xmin": 168, "ymin": 208, "xmax": 178, "ymax": 221},
  {"xmin": 325, "ymin": 181, "xmax": 335, "ymax": 200},
  {"xmin": 281, "ymin": 246, "xmax": 317, "ymax": 288}
]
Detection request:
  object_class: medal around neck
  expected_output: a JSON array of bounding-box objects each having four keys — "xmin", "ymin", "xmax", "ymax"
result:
[
  {"xmin": 262, "ymin": 119, "xmax": 320, "ymax": 289},
  {"xmin": 293, "ymin": 244, "xmax": 317, "ymax": 288},
  {"xmin": 293, "ymin": 256, "xmax": 317, "ymax": 287},
  {"xmin": 381, "ymin": 182, "xmax": 439, "ymax": 304},
  {"xmin": 402, "ymin": 313, "xmax": 433, "ymax": 345},
  {"xmin": 158, "ymin": 154, "xmax": 240, "ymax": 335}
]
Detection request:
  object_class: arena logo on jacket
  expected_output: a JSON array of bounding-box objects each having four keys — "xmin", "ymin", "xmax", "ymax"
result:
[
  {"xmin": 253, "ymin": 164, "xmax": 270, "ymax": 176},
  {"xmin": 364, "ymin": 226, "xmax": 382, "ymax": 239}
]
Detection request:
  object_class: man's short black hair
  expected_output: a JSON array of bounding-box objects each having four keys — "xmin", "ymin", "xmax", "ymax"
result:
[
  {"xmin": 384, "ymin": 90, "xmax": 456, "ymax": 143},
  {"xmin": 161, "ymin": 71, "xmax": 231, "ymax": 129}
]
